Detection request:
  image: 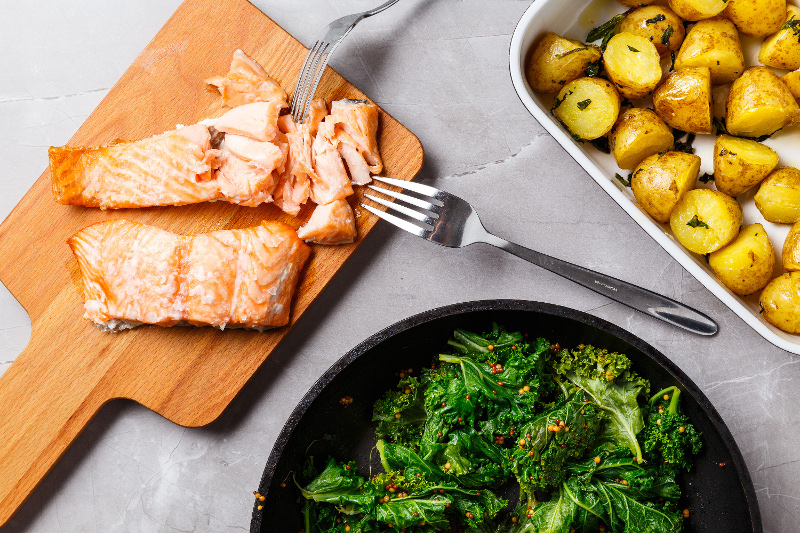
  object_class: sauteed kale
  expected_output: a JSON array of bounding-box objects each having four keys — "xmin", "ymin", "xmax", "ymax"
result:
[{"xmin": 296, "ymin": 325, "xmax": 701, "ymax": 532}]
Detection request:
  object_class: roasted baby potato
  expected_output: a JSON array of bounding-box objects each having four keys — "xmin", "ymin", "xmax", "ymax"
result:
[
  {"xmin": 759, "ymin": 5, "xmax": 800, "ymax": 70},
  {"xmin": 552, "ymin": 77, "xmax": 621, "ymax": 141},
  {"xmin": 783, "ymin": 222, "xmax": 800, "ymax": 270},
  {"xmin": 631, "ymin": 151, "xmax": 700, "ymax": 223},
  {"xmin": 603, "ymin": 32, "xmax": 663, "ymax": 99},
  {"xmin": 725, "ymin": 66, "xmax": 799, "ymax": 138},
  {"xmin": 760, "ymin": 272, "xmax": 800, "ymax": 334},
  {"xmin": 653, "ymin": 67, "xmax": 713, "ymax": 133},
  {"xmin": 667, "ymin": 0, "xmax": 727, "ymax": 21},
  {"xmin": 782, "ymin": 69, "xmax": 800, "ymax": 100},
  {"xmin": 669, "ymin": 189, "xmax": 743, "ymax": 254},
  {"xmin": 618, "ymin": 6, "xmax": 685, "ymax": 57},
  {"xmin": 708, "ymin": 223, "xmax": 775, "ymax": 295},
  {"xmin": 526, "ymin": 33, "xmax": 602, "ymax": 94},
  {"xmin": 713, "ymin": 135, "xmax": 780, "ymax": 197},
  {"xmin": 754, "ymin": 167, "xmax": 800, "ymax": 223},
  {"xmin": 674, "ymin": 18, "xmax": 745, "ymax": 84},
  {"xmin": 610, "ymin": 108, "xmax": 675, "ymax": 170},
  {"xmin": 724, "ymin": 0, "xmax": 787, "ymax": 37}
]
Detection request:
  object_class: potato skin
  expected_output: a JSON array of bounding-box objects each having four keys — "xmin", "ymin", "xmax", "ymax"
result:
[
  {"xmin": 783, "ymin": 222, "xmax": 800, "ymax": 271},
  {"xmin": 653, "ymin": 67, "xmax": 713, "ymax": 134},
  {"xmin": 667, "ymin": 0, "xmax": 727, "ymax": 21},
  {"xmin": 526, "ymin": 33, "xmax": 602, "ymax": 94},
  {"xmin": 782, "ymin": 70, "xmax": 800, "ymax": 100},
  {"xmin": 619, "ymin": 6, "xmax": 685, "ymax": 57},
  {"xmin": 603, "ymin": 32, "xmax": 663, "ymax": 99},
  {"xmin": 674, "ymin": 18, "xmax": 745, "ymax": 84},
  {"xmin": 724, "ymin": 0, "xmax": 787, "ymax": 37},
  {"xmin": 709, "ymin": 223, "xmax": 775, "ymax": 295},
  {"xmin": 713, "ymin": 135, "xmax": 780, "ymax": 197},
  {"xmin": 631, "ymin": 151, "xmax": 700, "ymax": 223},
  {"xmin": 760, "ymin": 272, "xmax": 800, "ymax": 334},
  {"xmin": 553, "ymin": 77, "xmax": 621, "ymax": 141},
  {"xmin": 725, "ymin": 66, "xmax": 799, "ymax": 138},
  {"xmin": 610, "ymin": 108, "xmax": 675, "ymax": 170},
  {"xmin": 759, "ymin": 5, "xmax": 800, "ymax": 70},
  {"xmin": 754, "ymin": 167, "xmax": 800, "ymax": 223},
  {"xmin": 669, "ymin": 189, "xmax": 743, "ymax": 254}
]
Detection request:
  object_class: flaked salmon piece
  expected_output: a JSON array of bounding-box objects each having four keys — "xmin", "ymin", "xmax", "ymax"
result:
[
  {"xmin": 336, "ymin": 137, "xmax": 372, "ymax": 185},
  {"xmin": 214, "ymin": 101, "xmax": 283, "ymax": 141},
  {"xmin": 311, "ymin": 132, "xmax": 354, "ymax": 205},
  {"xmin": 306, "ymin": 98, "xmax": 329, "ymax": 133},
  {"xmin": 206, "ymin": 49, "xmax": 288, "ymax": 108},
  {"xmin": 318, "ymin": 99, "xmax": 382, "ymax": 174},
  {"xmin": 68, "ymin": 219, "xmax": 310, "ymax": 330},
  {"xmin": 271, "ymin": 100, "xmax": 328, "ymax": 216},
  {"xmin": 223, "ymin": 134, "xmax": 286, "ymax": 171},
  {"xmin": 297, "ymin": 199, "xmax": 357, "ymax": 245},
  {"xmin": 272, "ymin": 151, "xmax": 311, "ymax": 216},
  {"xmin": 50, "ymin": 124, "xmax": 222, "ymax": 209},
  {"xmin": 215, "ymin": 150, "xmax": 278, "ymax": 207}
]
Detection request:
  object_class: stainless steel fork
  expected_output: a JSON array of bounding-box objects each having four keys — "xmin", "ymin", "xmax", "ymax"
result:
[
  {"xmin": 361, "ymin": 177, "xmax": 718, "ymax": 336},
  {"xmin": 290, "ymin": 0, "xmax": 400, "ymax": 123}
]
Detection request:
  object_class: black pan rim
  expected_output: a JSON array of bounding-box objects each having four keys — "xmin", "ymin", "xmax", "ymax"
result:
[{"xmin": 250, "ymin": 299, "xmax": 762, "ymax": 533}]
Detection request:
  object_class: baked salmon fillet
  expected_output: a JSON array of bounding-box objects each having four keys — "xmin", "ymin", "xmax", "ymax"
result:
[
  {"xmin": 68, "ymin": 219, "xmax": 310, "ymax": 330},
  {"xmin": 50, "ymin": 124, "xmax": 225, "ymax": 209}
]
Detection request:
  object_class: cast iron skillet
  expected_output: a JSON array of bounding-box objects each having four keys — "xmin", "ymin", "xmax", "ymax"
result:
[{"xmin": 251, "ymin": 300, "xmax": 761, "ymax": 532}]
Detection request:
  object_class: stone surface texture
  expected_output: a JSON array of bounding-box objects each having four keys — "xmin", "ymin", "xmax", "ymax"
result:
[{"xmin": 1, "ymin": 1, "xmax": 798, "ymax": 531}]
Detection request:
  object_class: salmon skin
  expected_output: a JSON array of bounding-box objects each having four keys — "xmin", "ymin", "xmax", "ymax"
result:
[{"xmin": 68, "ymin": 219, "xmax": 311, "ymax": 330}]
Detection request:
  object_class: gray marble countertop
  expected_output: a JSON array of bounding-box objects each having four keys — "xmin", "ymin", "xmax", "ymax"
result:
[{"xmin": 1, "ymin": 1, "xmax": 798, "ymax": 531}]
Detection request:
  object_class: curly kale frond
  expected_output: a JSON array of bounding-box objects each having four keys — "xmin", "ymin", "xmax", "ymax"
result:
[
  {"xmin": 373, "ymin": 376, "xmax": 427, "ymax": 448},
  {"xmin": 643, "ymin": 387, "xmax": 702, "ymax": 471}
]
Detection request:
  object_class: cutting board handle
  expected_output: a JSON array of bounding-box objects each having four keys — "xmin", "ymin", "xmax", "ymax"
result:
[{"xmin": 0, "ymin": 333, "xmax": 110, "ymax": 527}]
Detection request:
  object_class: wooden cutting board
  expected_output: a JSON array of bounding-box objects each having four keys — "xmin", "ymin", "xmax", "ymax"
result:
[{"xmin": 0, "ymin": 0, "xmax": 423, "ymax": 526}]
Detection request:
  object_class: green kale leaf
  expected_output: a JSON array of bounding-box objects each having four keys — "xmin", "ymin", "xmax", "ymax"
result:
[
  {"xmin": 592, "ymin": 480, "xmax": 683, "ymax": 533},
  {"xmin": 524, "ymin": 488, "xmax": 578, "ymax": 533},
  {"xmin": 298, "ymin": 458, "xmax": 378, "ymax": 513},
  {"xmin": 375, "ymin": 494, "xmax": 452, "ymax": 529},
  {"xmin": 555, "ymin": 345, "xmax": 650, "ymax": 462},
  {"xmin": 377, "ymin": 440, "xmax": 448, "ymax": 483},
  {"xmin": 508, "ymin": 396, "xmax": 604, "ymax": 493}
]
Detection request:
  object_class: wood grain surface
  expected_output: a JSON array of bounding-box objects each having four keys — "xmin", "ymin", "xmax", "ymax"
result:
[{"xmin": 0, "ymin": 0, "xmax": 423, "ymax": 526}]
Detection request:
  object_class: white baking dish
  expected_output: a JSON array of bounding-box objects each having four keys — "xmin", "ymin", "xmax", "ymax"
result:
[{"xmin": 509, "ymin": 0, "xmax": 800, "ymax": 354}]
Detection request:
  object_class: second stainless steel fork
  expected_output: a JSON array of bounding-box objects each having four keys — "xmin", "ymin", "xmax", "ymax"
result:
[{"xmin": 361, "ymin": 177, "xmax": 718, "ymax": 336}]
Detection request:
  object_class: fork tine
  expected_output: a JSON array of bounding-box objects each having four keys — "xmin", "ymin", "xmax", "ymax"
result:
[
  {"xmin": 372, "ymin": 176, "xmax": 444, "ymax": 199},
  {"xmin": 368, "ymin": 185, "xmax": 442, "ymax": 212},
  {"xmin": 364, "ymin": 194, "xmax": 438, "ymax": 225},
  {"xmin": 291, "ymin": 41, "xmax": 322, "ymax": 121},
  {"xmin": 361, "ymin": 204, "xmax": 431, "ymax": 239},
  {"xmin": 297, "ymin": 41, "xmax": 337, "ymax": 122},
  {"xmin": 292, "ymin": 41, "xmax": 330, "ymax": 122}
]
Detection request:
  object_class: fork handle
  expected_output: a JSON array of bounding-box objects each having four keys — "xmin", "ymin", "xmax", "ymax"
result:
[
  {"xmin": 481, "ymin": 233, "xmax": 718, "ymax": 335},
  {"xmin": 364, "ymin": 0, "xmax": 401, "ymax": 16}
]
